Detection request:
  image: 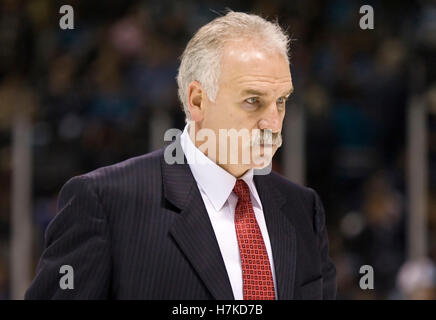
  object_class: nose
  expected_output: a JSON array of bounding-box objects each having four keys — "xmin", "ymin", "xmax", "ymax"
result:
[{"xmin": 257, "ymin": 101, "xmax": 283, "ymax": 133}]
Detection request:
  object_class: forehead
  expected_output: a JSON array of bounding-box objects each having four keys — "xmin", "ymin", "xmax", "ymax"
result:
[{"xmin": 219, "ymin": 39, "xmax": 293, "ymax": 96}]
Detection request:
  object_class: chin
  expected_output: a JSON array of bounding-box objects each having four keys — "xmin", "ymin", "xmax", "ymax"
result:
[
  {"xmin": 242, "ymin": 143, "xmax": 276, "ymax": 168},
  {"xmin": 251, "ymin": 154, "xmax": 274, "ymax": 169},
  {"xmin": 251, "ymin": 157, "xmax": 273, "ymax": 170},
  {"xmin": 258, "ymin": 144, "xmax": 277, "ymax": 155}
]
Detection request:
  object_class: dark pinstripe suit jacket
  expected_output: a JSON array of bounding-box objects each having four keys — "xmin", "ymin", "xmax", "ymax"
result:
[{"xmin": 25, "ymin": 137, "xmax": 337, "ymax": 300}]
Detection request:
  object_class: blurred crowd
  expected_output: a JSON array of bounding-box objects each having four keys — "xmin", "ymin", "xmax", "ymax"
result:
[{"xmin": 0, "ymin": 0, "xmax": 436, "ymax": 299}]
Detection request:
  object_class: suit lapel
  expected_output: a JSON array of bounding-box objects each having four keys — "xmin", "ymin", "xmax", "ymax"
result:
[
  {"xmin": 254, "ymin": 174, "xmax": 297, "ymax": 299},
  {"xmin": 162, "ymin": 137, "xmax": 234, "ymax": 300}
]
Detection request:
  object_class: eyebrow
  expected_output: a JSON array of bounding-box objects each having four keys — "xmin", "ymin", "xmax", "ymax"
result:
[{"xmin": 241, "ymin": 87, "xmax": 294, "ymax": 98}]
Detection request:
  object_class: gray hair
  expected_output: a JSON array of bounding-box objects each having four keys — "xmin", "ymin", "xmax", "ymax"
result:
[{"xmin": 176, "ymin": 11, "xmax": 290, "ymax": 121}]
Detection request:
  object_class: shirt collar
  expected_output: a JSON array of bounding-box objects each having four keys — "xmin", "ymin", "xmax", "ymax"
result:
[{"xmin": 180, "ymin": 124, "xmax": 262, "ymax": 211}]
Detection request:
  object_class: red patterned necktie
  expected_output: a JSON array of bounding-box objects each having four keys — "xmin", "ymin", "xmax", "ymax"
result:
[{"xmin": 233, "ymin": 179, "xmax": 276, "ymax": 300}]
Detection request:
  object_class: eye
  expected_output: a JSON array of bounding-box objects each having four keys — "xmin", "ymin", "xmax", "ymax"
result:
[
  {"xmin": 246, "ymin": 97, "xmax": 259, "ymax": 104},
  {"xmin": 277, "ymin": 97, "xmax": 287, "ymax": 105}
]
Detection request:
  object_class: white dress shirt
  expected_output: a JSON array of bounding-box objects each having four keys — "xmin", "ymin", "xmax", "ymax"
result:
[{"xmin": 180, "ymin": 124, "xmax": 277, "ymax": 300}]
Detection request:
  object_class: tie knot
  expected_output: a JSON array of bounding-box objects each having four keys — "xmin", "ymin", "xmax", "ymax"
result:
[{"xmin": 233, "ymin": 179, "xmax": 250, "ymax": 202}]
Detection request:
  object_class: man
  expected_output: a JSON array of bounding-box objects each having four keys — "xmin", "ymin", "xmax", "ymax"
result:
[{"xmin": 26, "ymin": 11, "xmax": 336, "ymax": 300}]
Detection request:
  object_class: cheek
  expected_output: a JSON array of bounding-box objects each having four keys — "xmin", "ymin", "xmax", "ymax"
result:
[{"xmin": 215, "ymin": 104, "xmax": 236, "ymax": 123}]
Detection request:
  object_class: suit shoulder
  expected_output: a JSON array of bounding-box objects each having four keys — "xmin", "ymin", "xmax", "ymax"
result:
[
  {"xmin": 268, "ymin": 170, "xmax": 317, "ymax": 200},
  {"xmin": 86, "ymin": 147, "xmax": 163, "ymax": 179},
  {"xmin": 63, "ymin": 147, "xmax": 165, "ymax": 194},
  {"xmin": 268, "ymin": 171, "xmax": 327, "ymax": 233}
]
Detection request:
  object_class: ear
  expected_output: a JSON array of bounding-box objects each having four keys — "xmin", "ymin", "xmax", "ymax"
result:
[{"xmin": 187, "ymin": 81, "xmax": 204, "ymax": 122}]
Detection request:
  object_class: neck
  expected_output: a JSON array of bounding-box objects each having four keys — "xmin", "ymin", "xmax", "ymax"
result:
[
  {"xmin": 188, "ymin": 123, "xmax": 251, "ymax": 178},
  {"xmin": 195, "ymin": 140, "xmax": 250, "ymax": 178},
  {"xmin": 217, "ymin": 163, "xmax": 250, "ymax": 178}
]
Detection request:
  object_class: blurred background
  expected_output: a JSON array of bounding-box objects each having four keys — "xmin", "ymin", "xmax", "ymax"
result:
[{"xmin": 0, "ymin": 0, "xmax": 435, "ymax": 300}]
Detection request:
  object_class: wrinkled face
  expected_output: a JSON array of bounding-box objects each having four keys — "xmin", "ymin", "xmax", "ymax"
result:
[{"xmin": 189, "ymin": 39, "xmax": 293, "ymax": 176}]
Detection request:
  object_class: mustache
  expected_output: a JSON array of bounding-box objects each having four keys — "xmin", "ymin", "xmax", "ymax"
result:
[{"xmin": 250, "ymin": 130, "xmax": 282, "ymax": 147}]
